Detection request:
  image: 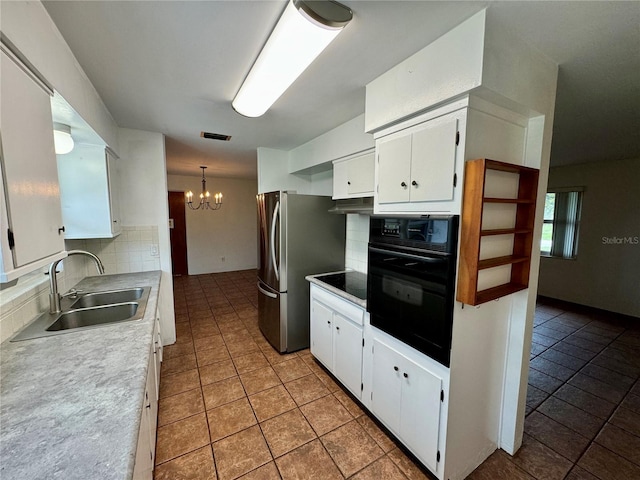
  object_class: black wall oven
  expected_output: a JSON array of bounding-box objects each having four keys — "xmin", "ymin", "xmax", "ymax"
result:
[{"xmin": 367, "ymin": 216, "xmax": 458, "ymax": 367}]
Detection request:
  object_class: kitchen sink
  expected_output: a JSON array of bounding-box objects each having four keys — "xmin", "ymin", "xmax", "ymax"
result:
[
  {"xmin": 46, "ymin": 303, "xmax": 139, "ymax": 331},
  {"xmin": 10, "ymin": 286, "xmax": 151, "ymax": 341},
  {"xmin": 70, "ymin": 287, "xmax": 145, "ymax": 308}
]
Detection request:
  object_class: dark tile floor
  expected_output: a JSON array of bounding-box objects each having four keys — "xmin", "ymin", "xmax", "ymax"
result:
[
  {"xmin": 468, "ymin": 297, "xmax": 640, "ymax": 480},
  {"xmin": 156, "ymin": 271, "xmax": 640, "ymax": 480}
]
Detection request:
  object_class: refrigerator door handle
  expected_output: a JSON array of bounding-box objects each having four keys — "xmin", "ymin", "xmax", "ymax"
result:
[
  {"xmin": 270, "ymin": 200, "xmax": 280, "ymax": 281},
  {"xmin": 257, "ymin": 282, "xmax": 278, "ymax": 299}
]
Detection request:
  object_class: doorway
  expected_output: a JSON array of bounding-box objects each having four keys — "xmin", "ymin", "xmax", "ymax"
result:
[{"xmin": 168, "ymin": 191, "xmax": 188, "ymax": 275}]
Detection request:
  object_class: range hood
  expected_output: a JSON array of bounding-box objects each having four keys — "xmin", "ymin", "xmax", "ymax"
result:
[{"xmin": 328, "ymin": 197, "xmax": 374, "ymax": 214}]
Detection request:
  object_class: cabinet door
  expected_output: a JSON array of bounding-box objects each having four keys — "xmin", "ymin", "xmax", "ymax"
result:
[
  {"xmin": 0, "ymin": 49, "xmax": 65, "ymax": 267},
  {"xmin": 132, "ymin": 393, "xmax": 152, "ymax": 480},
  {"xmin": 346, "ymin": 152, "xmax": 375, "ymax": 196},
  {"xmin": 333, "ymin": 314, "xmax": 363, "ymax": 398},
  {"xmin": 332, "ymin": 159, "xmax": 349, "ymax": 200},
  {"xmin": 310, "ymin": 299, "xmax": 334, "ymax": 369},
  {"xmin": 371, "ymin": 338, "xmax": 402, "ymax": 433},
  {"xmin": 410, "ymin": 118, "xmax": 457, "ymax": 202},
  {"xmin": 377, "ymin": 135, "xmax": 411, "ymax": 204},
  {"xmin": 106, "ymin": 149, "xmax": 121, "ymax": 235},
  {"xmin": 58, "ymin": 143, "xmax": 111, "ymax": 238},
  {"xmin": 146, "ymin": 355, "xmax": 159, "ymax": 468},
  {"xmin": 399, "ymin": 356, "xmax": 442, "ymax": 473}
]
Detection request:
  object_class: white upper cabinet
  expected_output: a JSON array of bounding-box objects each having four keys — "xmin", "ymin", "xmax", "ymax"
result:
[
  {"xmin": 377, "ymin": 135, "xmax": 412, "ymax": 204},
  {"xmin": 374, "ymin": 106, "xmax": 464, "ymax": 214},
  {"xmin": 58, "ymin": 144, "xmax": 122, "ymax": 239},
  {"xmin": 332, "ymin": 150, "xmax": 375, "ymax": 199},
  {"xmin": 0, "ymin": 47, "xmax": 66, "ymax": 283}
]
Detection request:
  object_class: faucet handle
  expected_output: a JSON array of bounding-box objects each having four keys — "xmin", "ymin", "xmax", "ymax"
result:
[{"xmin": 62, "ymin": 288, "xmax": 83, "ymax": 299}]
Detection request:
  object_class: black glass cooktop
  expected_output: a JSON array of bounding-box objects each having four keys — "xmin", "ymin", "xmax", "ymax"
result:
[{"xmin": 315, "ymin": 271, "xmax": 367, "ymax": 300}]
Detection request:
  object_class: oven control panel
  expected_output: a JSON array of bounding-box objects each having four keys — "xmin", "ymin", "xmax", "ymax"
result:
[
  {"xmin": 382, "ymin": 220, "xmax": 401, "ymax": 236},
  {"xmin": 370, "ymin": 215, "xmax": 459, "ymax": 254}
]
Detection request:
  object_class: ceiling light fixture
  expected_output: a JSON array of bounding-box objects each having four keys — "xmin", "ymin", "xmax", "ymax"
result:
[
  {"xmin": 185, "ymin": 166, "xmax": 223, "ymax": 210},
  {"xmin": 232, "ymin": 0, "xmax": 353, "ymax": 118},
  {"xmin": 53, "ymin": 122, "xmax": 74, "ymax": 154}
]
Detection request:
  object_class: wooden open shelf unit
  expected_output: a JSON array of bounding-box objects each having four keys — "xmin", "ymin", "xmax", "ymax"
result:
[{"xmin": 457, "ymin": 158, "xmax": 540, "ymax": 306}]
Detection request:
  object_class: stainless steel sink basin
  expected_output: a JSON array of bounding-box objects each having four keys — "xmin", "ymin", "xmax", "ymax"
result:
[
  {"xmin": 10, "ymin": 286, "xmax": 151, "ymax": 341},
  {"xmin": 70, "ymin": 287, "xmax": 145, "ymax": 309},
  {"xmin": 46, "ymin": 303, "xmax": 139, "ymax": 331}
]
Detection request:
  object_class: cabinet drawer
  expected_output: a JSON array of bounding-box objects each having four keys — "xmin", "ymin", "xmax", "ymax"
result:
[{"xmin": 310, "ymin": 283, "xmax": 364, "ymax": 326}]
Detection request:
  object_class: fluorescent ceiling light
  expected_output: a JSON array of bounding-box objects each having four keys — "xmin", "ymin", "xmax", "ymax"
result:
[
  {"xmin": 232, "ymin": 0, "xmax": 352, "ymax": 118},
  {"xmin": 53, "ymin": 122, "xmax": 74, "ymax": 155}
]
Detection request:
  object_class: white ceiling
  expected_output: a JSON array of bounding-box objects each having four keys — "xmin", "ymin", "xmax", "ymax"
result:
[{"xmin": 43, "ymin": 1, "xmax": 640, "ymax": 178}]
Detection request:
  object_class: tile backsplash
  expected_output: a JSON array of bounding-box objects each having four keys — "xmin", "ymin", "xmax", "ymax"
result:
[
  {"xmin": 80, "ymin": 226, "xmax": 161, "ymax": 274},
  {"xmin": 0, "ymin": 226, "xmax": 160, "ymax": 343},
  {"xmin": 345, "ymin": 214, "xmax": 370, "ymax": 273}
]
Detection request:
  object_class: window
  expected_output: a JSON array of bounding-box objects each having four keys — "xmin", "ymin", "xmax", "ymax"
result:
[{"xmin": 541, "ymin": 187, "xmax": 584, "ymax": 258}]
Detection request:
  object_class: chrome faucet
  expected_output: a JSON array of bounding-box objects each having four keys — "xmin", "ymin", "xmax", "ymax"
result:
[{"xmin": 49, "ymin": 250, "xmax": 105, "ymax": 314}]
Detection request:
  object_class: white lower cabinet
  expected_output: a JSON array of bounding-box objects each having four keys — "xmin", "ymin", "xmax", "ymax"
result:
[
  {"xmin": 133, "ymin": 318, "xmax": 162, "ymax": 479},
  {"xmin": 310, "ymin": 284, "xmax": 364, "ymax": 399},
  {"xmin": 371, "ymin": 337, "xmax": 443, "ymax": 474},
  {"xmin": 310, "ymin": 283, "xmax": 447, "ymax": 477}
]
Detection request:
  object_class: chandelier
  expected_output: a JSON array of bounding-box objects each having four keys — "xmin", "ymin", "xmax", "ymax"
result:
[{"xmin": 185, "ymin": 166, "xmax": 223, "ymax": 210}]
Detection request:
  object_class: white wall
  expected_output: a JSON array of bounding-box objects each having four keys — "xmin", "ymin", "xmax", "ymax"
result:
[
  {"xmin": 257, "ymin": 114, "xmax": 374, "ymax": 196},
  {"xmin": 167, "ymin": 175, "xmax": 258, "ymax": 275},
  {"xmin": 289, "ymin": 114, "xmax": 374, "ymax": 173},
  {"xmin": 538, "ymin": 158, "xmax": 640, "ymax": 317},
  {"xmin": 0, "ymin": 1, "xmax": 119, "ymax": 151},
  {"xmin": 117, "ymin": 128, "xmax": 176, "ymax": 344}
]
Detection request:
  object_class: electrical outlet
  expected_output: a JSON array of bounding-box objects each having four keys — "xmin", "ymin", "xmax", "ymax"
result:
[{"xmin": 150, "ymin": 245, "xmax": 159, "ymax": 256}]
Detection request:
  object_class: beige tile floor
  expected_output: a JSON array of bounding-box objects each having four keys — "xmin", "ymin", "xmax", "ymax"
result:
[
  {"xmin": 155, "ymin": 271, "xmax": 430, "ymax": 480},
  {"xmin": 156, "ymin": 271, "xmax": 640, "ymax": 480}
]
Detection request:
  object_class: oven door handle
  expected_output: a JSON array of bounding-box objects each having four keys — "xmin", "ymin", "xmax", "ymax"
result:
[{"xmin": 369, "ymin": 246, "xmax": 446, "ymax": 264}]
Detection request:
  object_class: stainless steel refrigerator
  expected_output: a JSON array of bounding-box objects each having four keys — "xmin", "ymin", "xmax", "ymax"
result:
[{"xmin": 257, "ymin": 191, "xmax": 345, "ymax": 352}]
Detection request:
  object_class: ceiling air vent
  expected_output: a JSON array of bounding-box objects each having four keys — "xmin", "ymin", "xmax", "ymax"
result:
[{"xmin": 200, "ymin": 131, "xmax": 232, "ymax": 141}]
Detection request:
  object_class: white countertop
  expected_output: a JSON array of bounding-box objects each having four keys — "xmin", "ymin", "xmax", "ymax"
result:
[{"xmin": 0, "ymin": 271, "xmax": 161, "ymax": 480}]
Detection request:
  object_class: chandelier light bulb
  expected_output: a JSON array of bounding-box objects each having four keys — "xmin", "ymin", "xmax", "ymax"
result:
[{"xmin": 185, "ymin": 166, "xmax": 223, "ymax": 211}]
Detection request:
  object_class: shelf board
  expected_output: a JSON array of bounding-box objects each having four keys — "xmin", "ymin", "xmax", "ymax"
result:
[
  {"xmin": 457, "ymin": 158, "xmax": 540, "ymax": 306},
  {"xmin": 475, "ymin": 283, "xmax": 528, "ymax": 304},
  {"xmin": 483, "ymin": 197, "xmax": 535, "ymax": 204},
  {"xmin": 480, "ymin": 228, "xmax": 533, "ymax": 236},
  {"xmin": 478, "ymin": 255, "xmax": 529, "ymax": 270},
  {"xmin": 483, "ymin": 159, "xmax": 539, "ymax": 175}
]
